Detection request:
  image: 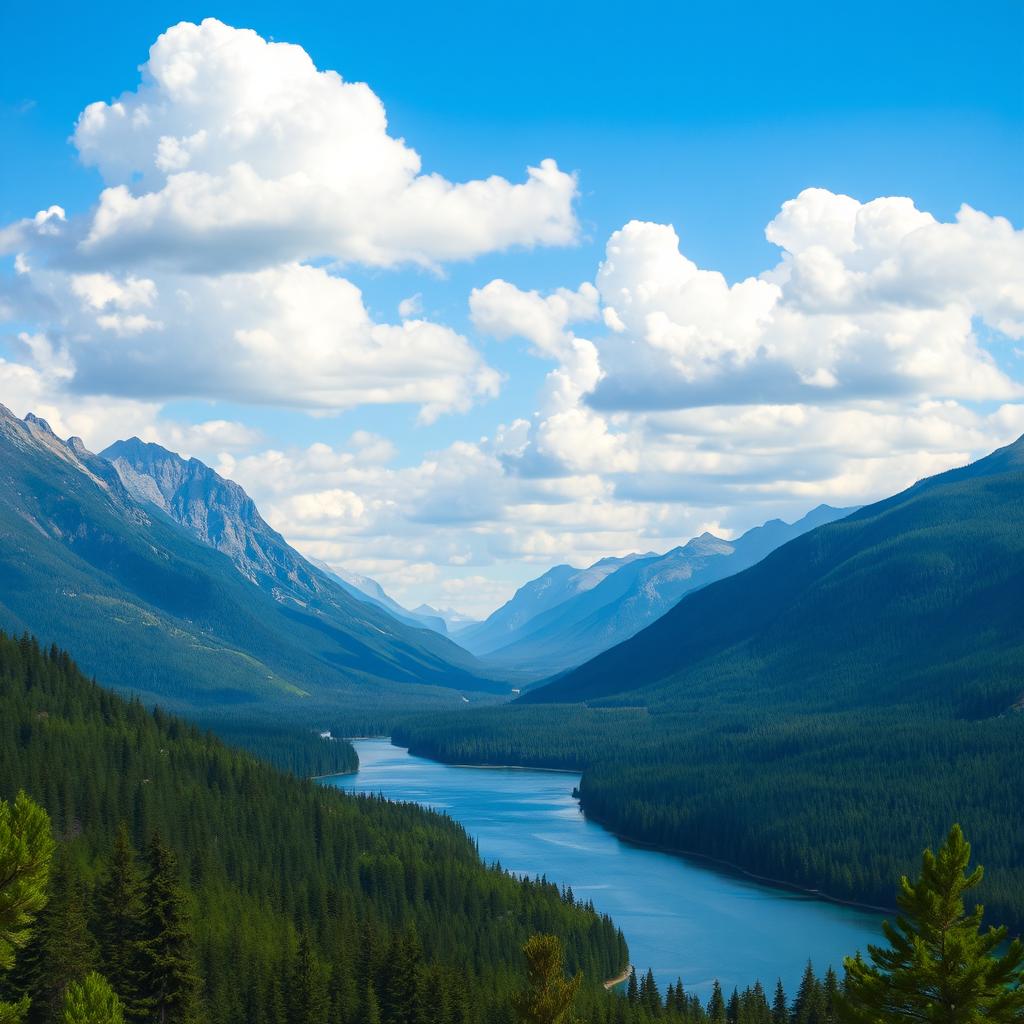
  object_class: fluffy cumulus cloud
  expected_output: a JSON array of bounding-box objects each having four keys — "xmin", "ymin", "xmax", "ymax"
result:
[
  {"xmin": 591, "ymin": 192, "xmax": 1023, "ymax": 411},
  {"xmin": 0, "ymin": 18, "xmax": 579, "ymax": 424},
  {"xmin": 17, "ymin": 261, "xmax": 499, "ymax": 416},
  {"xmin": 67, "ymin": 18, "xmax": 577, "ymax": 272}
]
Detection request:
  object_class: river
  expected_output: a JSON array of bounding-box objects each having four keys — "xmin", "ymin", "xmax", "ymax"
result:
[{"xmin": 322, "ymin": 738, "xmax": 885, "ymax": 999}]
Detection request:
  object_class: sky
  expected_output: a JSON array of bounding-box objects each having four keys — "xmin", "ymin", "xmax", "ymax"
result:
[{"xmin": 1, "ymin": 1, "xmax": 1022, "ymax": 616}]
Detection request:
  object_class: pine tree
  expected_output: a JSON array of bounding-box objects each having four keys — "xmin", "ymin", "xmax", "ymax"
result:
[
  {"xmin": 626, "ymin": 969, "xmax": 638, "ymax": 1007},
  {"xmin": 640, "ymin": 968, "xmax": 661, "ymax": 1016},
  {"xmin": 839, "ymin": 825, "xmax": 1024, "ymax": 1023},
  {"xmin": 0, "ymin": 793, "xmax": 54, "ymax": 1024},
  {"xmin": 771, "ymin": 981, "xmax": 787, "ymax": 1024},
  {"xmin": 821, "ymin": 970, "xmax": 837, "ymax": 1024},
  {"xmin": 381, "ymin": 926, "xmax": 424, "ymax": 1024},
  {"xmin": 61, "ymin": 973, "xmax": 125, "ymax": 1024},
  {"xmin": 17, "ymin": 846, "xmax": 96, "ymax": 1024},
  {"xmin": 137, "ymin": 832, "xmax": 201, "ymax": 1024},
  {"xmin": 360, "ymin": 982, "xmax": 381, "ymax": 1024},
  {"xmin": 512, "ymin": 934, "xmax": 581, "ymax": 1024},
  {"xmin": 791, "ymin": 963, "xmax": 824, "ymax": 1024},
  {"xmin": 707, "ymin": 981, "xmax": 726, "ymax": 1024},
  {"xmin": 93, "ymin": 826, "xmax": 145, "ymax": 1019},
  {"xmin": 287, "ymin": 933, "xmax": 327, "ymax": 1024},
  {"xmin": 726, "ymin": 987, "xmax": 740, "ymax": 1024}
]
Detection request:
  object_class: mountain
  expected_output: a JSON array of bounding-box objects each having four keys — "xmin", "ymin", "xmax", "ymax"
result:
[
  {"xmin": 414, "ymin": 603, "xmax": 480, "ymax": 632},
  {"xmin": 460, "ymin": 505, "xmax": 853, "ymax": 674},
  {"xmin": 525, "ymin": 436, "xmax": 1024, "ymax": 710},
  {"xmin": 103, "ymin": 438, "xmax": 454, "ymax": 639},
  {"xmin": 312, "ymin": 559, "xmax": 449, "ymax": 633},
  {"xmin": 0, "ymin": 407, "xmax": 506, "ymax": 721},
  {"xmin": 455, "ymin": 554, "xmax": 652, "ymax": 656}
]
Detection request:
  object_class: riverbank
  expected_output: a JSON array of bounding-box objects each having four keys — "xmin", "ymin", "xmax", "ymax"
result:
[
  {"xmin": 395, "ymin": 739, "xmax": 893, "ymax": 917},
  {"xmin": 580, "ymin": 807, "xmax": 895, "ymax": 918},
  {"xmin": 604, "ymin": 966, "xmax": 632, "ymax": 990}
]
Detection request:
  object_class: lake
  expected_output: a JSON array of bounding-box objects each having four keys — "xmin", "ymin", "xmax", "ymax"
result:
[{"xmin": 323, "ymin": 738, "xmax": 885, "ymax": 999}]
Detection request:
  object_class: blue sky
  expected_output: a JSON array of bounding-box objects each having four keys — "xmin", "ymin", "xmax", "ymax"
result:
[{"xmin": 1, "ymin": 2, "xmax": 1022, "ymax": 614}]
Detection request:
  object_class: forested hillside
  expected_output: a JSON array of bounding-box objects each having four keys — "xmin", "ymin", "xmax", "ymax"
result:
[
  {"xmin": 0, "ymin": 632, "xmax": 630, "ymax": 1023},
  {"xmin": 0, "ymin": 406, "xmax": 506, "ymax": 727},
  {"xmin": 395, "ymin": 437, "xmax": 1024, "ymax": 932}
]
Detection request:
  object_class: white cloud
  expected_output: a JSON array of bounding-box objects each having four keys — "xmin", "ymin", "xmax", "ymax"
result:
[
  {"xmin": 591, "ymin": 194, "xmax": 1024, "ymax": 411},
  {"xmin": 11, "ymin": 261, "xmax": 500, "ymax": 419},
  {"xmin": 67, "ymin": 19, "xmax": 577, "ymax": 272},
  {"xmin": 398, "ymin": 293, "xmax": 423, "ymax": 318}
]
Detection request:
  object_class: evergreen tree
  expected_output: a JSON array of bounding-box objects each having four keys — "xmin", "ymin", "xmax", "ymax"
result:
[
  {"xmin": 287, "ymin": 933, "xmax": 327, "ymax": 1024},
  {"xmin": 726, "ymin": 988, "xmax": 740, "ymax": 1024},
  {"xmin": 791, "ymin": 963, "xmax": 822, "ymax": 1024},
  {"xmin": 360, "ymin": 982, "xmax": 381, "ymax": 1024},
  {"xmin": 0, "ymin": 793, "xmax": 54, "ymax": 1024},
  {"xmin": 640, "ymin": 968, "xmax": 661, "ymax": 1016},
  {"xmin": 771, "ymin": 981, "xmax": 787, "ymax": 1024},
  {"xmin": 512, "ymin": 935, "xmax": 581, "ymax": 1024},
  {"xmin": 16, "ymin": 846, "xmax": 95, "ymax": 1024},
  {"xmin": 137, "ymin": 833, "xmax": 201, "ymax": 1024},
  {"xmin": 821, "ymin": 970, "xmax": 837, "ymax": 1024},
  {"xmin": 381, "ymin": 927, "xmax": 424, "ymax": 1024},
  {"xmin": 61, "ymin": 973, "xmax": 125, "ymax": 1024},
  {"xmin": 92, "ymin": 826, "xmax": 145, "ymax": 1019},
  {"xmin": 626, "ymin": 969, "xmax": 638, "ymax": 1007},
  {"xmin": 839, "ymin": 825, "xmax": 1024, "ymax": 1023},
  {"xmin": 707, "ymin": 981, "xmax": 726, "ymax": 1024}
]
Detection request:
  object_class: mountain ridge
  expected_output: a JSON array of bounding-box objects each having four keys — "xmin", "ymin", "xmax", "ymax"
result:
[
  {"xmin": 0, "ymin": 407, "xmax": 507, "ymax": 720},
  {"xmin": 462, "ymin": 504, "xmax": 854, "ymax": 674},
  {"xmin": 523, "ymin": 433, "xmax": 1024, "ymax": 710}
]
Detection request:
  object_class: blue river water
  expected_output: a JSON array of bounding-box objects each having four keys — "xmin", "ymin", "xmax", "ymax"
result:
[{"xmin": 323, "ymin": 738, "xmax": 886, "ymax": 999}]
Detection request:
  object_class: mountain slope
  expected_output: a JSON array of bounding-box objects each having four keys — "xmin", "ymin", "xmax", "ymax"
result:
[
  {"xmin": 456, "ymin": 554, "xmax": 649, "ymax": 656},
  {"xmin": 481, "ymin": 505, "xmax": 852, "ymax": 673},
  {"xmin": 525, "ymin": 437, "xmax": 1024, "ymax": 712},
  {"xmin": 314, "ymin": 560, "xmax": 448, "ymax": 633},
  {"xmin": 103, "ymin": 436, "xmax": 449, "ymax": 634},
  {"xmin": 0, "ymin": 407, "xmax": 506, "ymax": 720}
]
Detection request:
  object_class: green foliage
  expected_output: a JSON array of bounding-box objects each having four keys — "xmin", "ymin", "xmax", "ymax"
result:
[
  {"xmin": 13, "ymin": 845, "xmax": 97, "ymax": 1024},
  {"xmin": 135, "ymin": 834, "xmax": 200, "ymax": 1024},
  {"xmin": 0, "ymin": 632, "xmax": 628, "ymax": 1024},
  {"xmin": 0, "ymin": 791, "xmax": 53, "ymax": 1024},
  {"xmin": 61, "ymin": 974, "xmax": 124, "ymax": 1024},
  {"xmin": 512, "ymin": 935, "xmax": 581, "ymax": 1024},
  {"xmin": 839, "ymin": 825, "xmax": 1024, "ymax": 1023},
  {"xmin": 0, "ymin": 792, "xmax": 54, "ymax": 971}
]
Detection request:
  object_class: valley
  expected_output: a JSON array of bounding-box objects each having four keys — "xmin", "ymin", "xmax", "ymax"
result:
[{"xmin": 326, "ymin": 739, "xmax": 884, "ymax": 999}]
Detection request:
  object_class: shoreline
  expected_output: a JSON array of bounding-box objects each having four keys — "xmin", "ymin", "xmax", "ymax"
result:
[
  {"xmin": 385, "ymin": 739, "xmax": 893, "ymax": 918},
  {"xmin": 341, "ymin": 736, "xmax": 894, "ymax": 918},
  {"xmin": 579, "ymin": 807, "xmax": 894, "ymax": 917},
  {"xmin": 603, "ymin": 965, "xmax": 632, "ymax": 990}
]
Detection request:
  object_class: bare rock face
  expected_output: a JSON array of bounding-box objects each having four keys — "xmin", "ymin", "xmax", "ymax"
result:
[{"xmin": 102, "ymin": 437, "xmax": 325, "ymax": 601}]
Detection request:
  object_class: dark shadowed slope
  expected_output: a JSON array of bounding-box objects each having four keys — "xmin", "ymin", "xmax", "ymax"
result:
[
  {"xmin": 480, "ymin": 504, "xmax": 853, "ymax": 674},
  {"xmin": 524, "ymin": 435, "xmax": 1024, "ymax": 714}
]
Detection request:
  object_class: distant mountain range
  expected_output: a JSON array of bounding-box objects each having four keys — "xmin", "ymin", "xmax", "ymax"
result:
[
  {"xmin": 458, "ymin": 505, "xmax": 854, "ymax": 674},
  {"xmin": 526, "ymin": 433, "xmax": 1024, "ymax": 711},
  {"xmin": 0, "ymin": 409, "xmax": 505, "ymax": 719}
]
